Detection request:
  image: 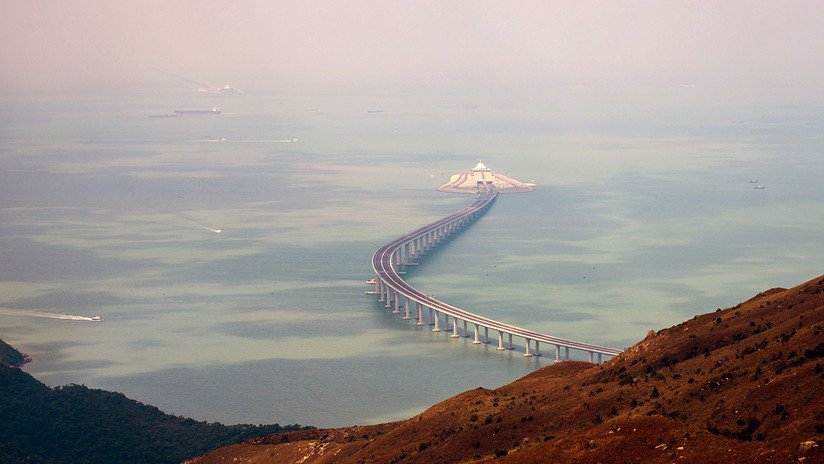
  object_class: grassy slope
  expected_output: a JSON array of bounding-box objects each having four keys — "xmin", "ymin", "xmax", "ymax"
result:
[{"xmin": 190, "ymin": 274, "xmax": 824, "ymax": 464}]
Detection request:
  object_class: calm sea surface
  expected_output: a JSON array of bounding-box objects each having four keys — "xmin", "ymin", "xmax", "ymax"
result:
[{"xmin": 1, "ymin": 81, "xmax": 822, "ymax": 427}]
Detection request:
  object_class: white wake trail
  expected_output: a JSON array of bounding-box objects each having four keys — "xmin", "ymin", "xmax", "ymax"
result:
[{"xmin": 0, "ymin": 308, "xmax": 94, "ymax": 321}]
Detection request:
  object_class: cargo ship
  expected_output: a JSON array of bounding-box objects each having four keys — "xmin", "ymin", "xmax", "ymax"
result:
[{"xmin": 174, "ymin": 107, "xmax": 221, "ymax": 115}]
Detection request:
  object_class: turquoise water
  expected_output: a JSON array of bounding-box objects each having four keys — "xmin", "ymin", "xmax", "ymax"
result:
[{"xmin": 1, "ymin": 81, "xmax": 823, "ymax": 427}]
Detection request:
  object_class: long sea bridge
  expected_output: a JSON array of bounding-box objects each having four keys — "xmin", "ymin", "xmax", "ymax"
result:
[{"xmin": 369, "ymin": 186, "xmax": 622, "ymax": 363}]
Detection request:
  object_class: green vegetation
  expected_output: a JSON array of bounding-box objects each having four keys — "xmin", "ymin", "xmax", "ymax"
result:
[
  {"xmin": 0, "ymin": 339, "xmax": 25, "ymax": 367},
  {"xmin": 0, "ymin": 343, "xmax": 310, "ymax": 464}
]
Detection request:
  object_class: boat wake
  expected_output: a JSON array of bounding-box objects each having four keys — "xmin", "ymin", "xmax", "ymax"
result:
[{"xmin": 0, "ymin": 308, "xmax": 99, "ymax": 322}]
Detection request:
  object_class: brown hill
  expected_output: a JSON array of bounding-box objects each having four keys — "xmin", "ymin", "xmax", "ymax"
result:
[{"xmin": 187, "ymin": 275, "xmax": 824, "ymax": 464}]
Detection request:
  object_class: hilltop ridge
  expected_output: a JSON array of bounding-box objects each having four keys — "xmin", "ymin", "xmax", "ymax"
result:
[{"xmin": 189, "ymin": 274, "xmax": 824, "ymax": 463}]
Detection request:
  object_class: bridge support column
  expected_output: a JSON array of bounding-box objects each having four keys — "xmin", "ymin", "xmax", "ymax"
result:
[
  {"xmin": 378, "ymin": 281, "xmax": 385, "ymax": 302},
  {"xmin": 416, "ymin": 302, "xmax": 424, "ymax": 326},
  {"xmin": 385, "ymin": 288, "xmax": 392, "ymax": 308},
  {"xmin": 598, "ymin": 353, "xmax": 602, "ymax": 364},
  {"xmin": 508, "ymin": 333, "xmax": 513, "ymax": 349},
  {"xmin": 374, "ymin": 277, "xmax": 380, "ymax": 294},
  {"xmin": 463, "ymin": 320, "xmax": 468, "ymax": 338},
  {"xmin": 451, "ymin": 319, "xmax": 460, "ymax": 338},
  {"xmin": 565, "ymin": 346, "xmax": 570, "ymax": 361},
  {"xmin": 483, "ymin": 326, "xmax": 490, "ymax": 344},
  {"xmin": 524, "ymin": 339, "xmax": 533, "ymax": 357},
  {"xmin": 393, "ymin": 293, "xmax": 400, "ymax": 314},
  {"xmin": 555, "ymin": 345, "xmax": 561, "ymax": 362},
  {"xmin": 534, "ymin": 341, "xmax": 541, "ymax": 356},
  {"xmin": 428, "ymin": 308, "xmax": 434, "ymax": 325},
  {"xmin": 432, "ymin": 312, "xmax": 441, "ymax": 332},
  {"xmin": 403, "ymin": 299, "xmax": 411, "ymax": 320},
  {"xmin": 473, "ymin": 324, "xmax": 481, "ymax": 344},
  {"xmin": 497, "ymin": 331, "xmax": 505, "ymax": 351}
]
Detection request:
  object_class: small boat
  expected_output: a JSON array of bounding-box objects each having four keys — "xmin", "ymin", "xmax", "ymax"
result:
[
  {"xmin": 90, "ymin": 315, "xmax": 103, "ymax": 322},
  {"xmin": 750, "ymin": 179, "xmax": 758, "ymax": 183},
  {"xmin": 754, "ymin": 185, "xmax": 766, "ymax": 190}
]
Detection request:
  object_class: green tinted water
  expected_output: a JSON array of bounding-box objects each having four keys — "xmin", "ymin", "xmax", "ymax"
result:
[{"xmin": 1, "ymin": 82, "xmax": 822, "ymax": 426}]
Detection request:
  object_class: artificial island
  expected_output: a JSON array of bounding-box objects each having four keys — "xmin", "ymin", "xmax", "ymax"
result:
[
  {"xmin": 437, "ymin": 161, "xmax": 535, "ymax": 194},
  {"xmin": 369, "ymin": 163, "xmax": 620, "ymax": 361}
]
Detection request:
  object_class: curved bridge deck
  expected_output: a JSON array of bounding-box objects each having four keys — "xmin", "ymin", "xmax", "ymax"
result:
[{"xmin": 369, "ymin": 187, "xmax": 622, "ymax": 362}]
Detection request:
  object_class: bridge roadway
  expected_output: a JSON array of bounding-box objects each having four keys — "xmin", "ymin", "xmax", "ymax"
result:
[{"xmin": 369, "ymin": 186, "xmax": 623, "ymax": 362}]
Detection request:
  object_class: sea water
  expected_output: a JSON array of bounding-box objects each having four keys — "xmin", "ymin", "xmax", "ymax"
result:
[{"xmin": 1, "ymin": 81, "xmax": 822, "ymax": 427}]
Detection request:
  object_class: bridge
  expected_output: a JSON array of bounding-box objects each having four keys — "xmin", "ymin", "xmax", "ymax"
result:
[{"xmin": 369, "ymin": 186, "xmax": 622, "ymax": 363}]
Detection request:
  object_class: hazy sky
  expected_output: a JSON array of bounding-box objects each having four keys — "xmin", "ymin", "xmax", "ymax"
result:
[{"xmin": 2, "ymin": 0, "xmax": 824, "ymax": 89}]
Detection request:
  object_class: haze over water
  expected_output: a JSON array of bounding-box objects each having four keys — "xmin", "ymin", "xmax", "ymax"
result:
[
  {"xmin": 3, "ymin": 1, "xmax": 824, "ymax": 428},
  {"xmin": 2, "ymin": 81, "xmax": 823, "ymax": 427}
]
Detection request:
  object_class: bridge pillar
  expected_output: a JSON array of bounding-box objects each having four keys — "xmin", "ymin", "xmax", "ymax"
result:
[
  {"xmin": 451, "ymin": 319, "xmax": 460, "ymax": 338},
  {"xmin": 432, "ymin": 311, "xmax": 441, "ymax": 332},
  {"xmin": 565, "ymin": 346, "xmax": 570, "ymax": 361},
  {"xmin": 524, "ymin": 339, "xmax": 533, "ymax": 357},
  {"xmin": 403, "ymin": 298, "xmax": 411, "ymax": 320},
  {"xmin": 429, "ymin": 307, "xmax": 434, "ymax": 325},
  {"xmin": 463, "ymin": 320, "xmax": 468, "ymax": 338},
  {"xmin": 588, "ymin": 351, "xmax": 593, "ymax": 363},
  {"xmin": 416, "ymin": 302, "xmax": 424, "ymax": 326},
  {"xmin": 393, "ymin": 293, "xmax": 400, "ymax": 314},
  {"xmin": 508, "ymin": 333, "xmax": 513, "ymax": 349},
  {"xmin": 473, "ymin": 324, "xmax": 481, "ymax": 344},
  {"xmin": 555, "ymin": 345, "xmax": 561, "ymax": 362},
  {"xmin": 385, "ymin": 288, "xmax": 392, "ymax": 308},
  {"xmin": 598, "ymin": 353, "xmax": 602, "ymax": 364},
  {"xmin": 497, "ymin": 331, "xmax": 505, "ymax": 351},
  {"xmin": 483, "ymin": 326, "xmax": 490, "ymax": 344},
  {"xmin": 378, "ymin": 281, "xmax": 385, "ymax": 302},
  {"xmin": 534, "ymin": 341, "xmax": 541, "ymax": 356},
  {"xmin": 374, "ymin": 277, "xmax": 380, "ymax": 294}
]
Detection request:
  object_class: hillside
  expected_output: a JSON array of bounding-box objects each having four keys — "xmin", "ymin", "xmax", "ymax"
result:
[
  {"xmin": 0, "ymin": 338, "xmax": 27, "ymax": 367},
  {"xmin": 189, "ymin": 274, "xmax": 824, "ymax": 464},
  {"xmin": 0, "ymin": 361, "xmax": 310, "ymax": 464}
]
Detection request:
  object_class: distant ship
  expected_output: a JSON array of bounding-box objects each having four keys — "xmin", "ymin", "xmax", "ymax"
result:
[
  {"xmin": 754, "ymin": 185, "xmax": 766, "ymax": 190},
  {"xmin": 90, "ymin": 315, "xmax": 103, "ymax": 322},
  {"xmin": 149, "ymin": 114, "xmax": 177, "ymax": 119},
  {"xmin": 174, "ymin": 107, "xmax": 222, "ymax": 115},
  {"xmin": 198, "ymin": 84, "xmax": 243, "ymax": 94}
]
